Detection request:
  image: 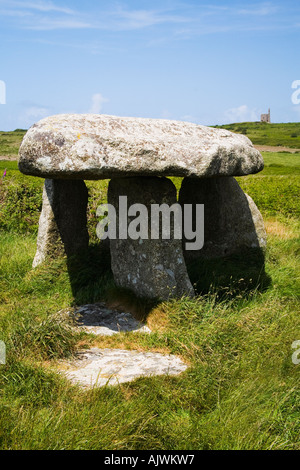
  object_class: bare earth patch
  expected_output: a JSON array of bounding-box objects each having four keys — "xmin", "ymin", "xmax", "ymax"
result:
[
  {"xmin": 0, "ymin": 155, "xmax": 18, "ymax": 161},
  {"xmin": 265, "ymin": 218, "xmax": 298, "ymax": 239},
  {"xmin": 254, "ymin": 145, "xmax": 300, "ymax": 153}
]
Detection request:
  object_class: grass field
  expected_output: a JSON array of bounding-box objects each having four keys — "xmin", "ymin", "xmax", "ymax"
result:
[
  {"xmin": 0, "ymin": 125, "xmax": 299, "ymax": 450},
  {"xmin": 214, "ymin": 122, "xmax": 300, "ymax": 149},
  {"xmin": 0, "ymin": 130, "xmax": 26, "ymax": 159}
]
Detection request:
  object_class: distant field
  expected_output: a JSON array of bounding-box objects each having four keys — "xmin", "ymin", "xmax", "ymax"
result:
[
  {"xmin": 0, "ymin": 130, "xmax": 26, "ymax": 159},
  {"xmin": 213, "ymin": 122, "xmax": 300, "ymax": 149}
]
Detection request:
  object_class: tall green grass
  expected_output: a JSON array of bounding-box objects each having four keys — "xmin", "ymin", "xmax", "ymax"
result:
[{"xmin": 0, "ymin": 130, "xmax": 26, "ymax": 158}]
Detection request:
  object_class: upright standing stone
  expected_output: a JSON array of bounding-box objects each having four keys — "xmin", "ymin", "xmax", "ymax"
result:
[
  {"xmin": 33, "ymin": 179, "xmax": 63, "ymax": 267},
  {"xmin": 33, "ymin": 179, "xmax": 89, "ymax": 267},
  {"xmin": 108, "ymin": 177, "xmax": 195, "ymax": 300},
  {"xmin": 179, "ymin": 176, "xmax": 266, "ymax": 260}
]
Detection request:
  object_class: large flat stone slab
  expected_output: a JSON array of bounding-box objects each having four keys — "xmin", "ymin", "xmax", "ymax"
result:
[
  {"xmin": 59, "ymin": 348, "xmax": 188, "ymax": 388},
  {"xmin": 18, "ymin": 114, "xmax": 263, "ymax": 179},
  {"xmin": 72, "ymin": 302, "xmax": 151, "ymax": 336}
]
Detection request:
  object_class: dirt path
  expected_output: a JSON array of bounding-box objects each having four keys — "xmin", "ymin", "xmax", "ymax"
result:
[
  {"xmin": 254, "ymin": 145, "xmax": 300, "ymax": 153},
  {"xmin": 0, "ymin": 155, "xmax": 18, "ymax": 161}
]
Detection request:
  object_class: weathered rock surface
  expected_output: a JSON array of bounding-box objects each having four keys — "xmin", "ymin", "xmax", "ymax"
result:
[
  {"xmin": 70, "ymin": 302, "xmax": 151, "ymax": 336},
  {"xmin": 59, "ymin": 348, "xmax": 188, "ymax": 388},
  {"xmin": 33, "ymin": 178, "xmax": 89, "ymax": 267},
  {"xmin": 108, "ymin": 176, "xmax": 195, "ymax": 300},
  {"xmin": 179, "ymin": 176, "xmax": 267, "ymax": 260},
  {"xmin": 18, "ymin": 114, "xmax": 263, "ymax": 179},
  {"xmin": 33, "ymin": 179, "xmax": 64, "ymax": 267}
]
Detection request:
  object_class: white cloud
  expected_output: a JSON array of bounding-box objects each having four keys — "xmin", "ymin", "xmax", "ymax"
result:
[
  {"xmin": 1, "ymin": 1, "xmax": 74, "ymax": 14},
  {"xmin": 0, "ymin": 1, "xmax": 297, "ymax": 35},
  {"xmin": 0, "ymin": 9, "xmax": 32, "ymax": 17},
  {"xmin": 23, "ymin": 106, "xmax": 49, "ymax": 118},
  {"xmin": 27, "ymin": 18, "xmax": 92, "ymax": 30},
  {"xmin": 223, "ymin": 105, "xmax": 260, "ymax": 123},
  {"xmin": 237, "ymin": 3, "xmax": 278, "ymax": 16},
  {"xmin": 19, "ymin": 106, "xmax": 50, "ymax": 127},
  {"xmin": 181, "ymin": 114, "xmax": 197, "ymax": 123},
  {"xmin": 0, "ymin": 1, "xmax": 190, "ymax": 31},
  {"xmin": 110, "ymin": 7, "xmax": 189, "ymax": 30},
  {"xmin": 0, "ymin": 0, "xmax": 86, "ymax": 31},
  {"xmin": 89, "ymin": 93, "xmax": 108, "ymax": 114}
]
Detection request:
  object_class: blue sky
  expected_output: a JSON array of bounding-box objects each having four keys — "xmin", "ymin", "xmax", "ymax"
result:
[{"xmin": 0, "ymin": 0, "xmax": 299, "ymax": 130}]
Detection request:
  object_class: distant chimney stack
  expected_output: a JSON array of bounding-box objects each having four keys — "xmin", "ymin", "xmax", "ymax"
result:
[{"xmin": 261, "ymin": 108, "xmax": 271, "ymax": 123}]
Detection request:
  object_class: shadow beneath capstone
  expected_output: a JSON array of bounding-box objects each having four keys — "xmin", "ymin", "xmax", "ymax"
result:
[
  {"xmin": 65, "ymin": 244, "xmax": 271, "ymax": 313},
  {"xmin": 66, "ymin": 240, "xmax": 114, "ymax": 306},
  {"xmin": 66, "ymin": 240, "xmax": 159, "ymax": 320},
  {"xmin": 74, "ymin": 303, "xmax": 150, "ymax": 333},
  {"xmin": 186, "ymin": 247, "xmax": 272, "ymax": 300},
  {"xmin": 104, "ymin": 286, "xmax": 160, "ymax": 323},
  {"xmin": 178, "ymin": 176, "xmax": 272, "ymax": 300}
]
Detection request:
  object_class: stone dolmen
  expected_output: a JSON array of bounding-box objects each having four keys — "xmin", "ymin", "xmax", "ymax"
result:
[{"xmin": 18, "ymin": 114, "xmax": 266, "ymax": 300}]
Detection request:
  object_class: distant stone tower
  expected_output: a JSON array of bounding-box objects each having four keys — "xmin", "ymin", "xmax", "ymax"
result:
[{"xmin": 261, "ymin": 108, "xmax": 271, "ymax": 123}]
